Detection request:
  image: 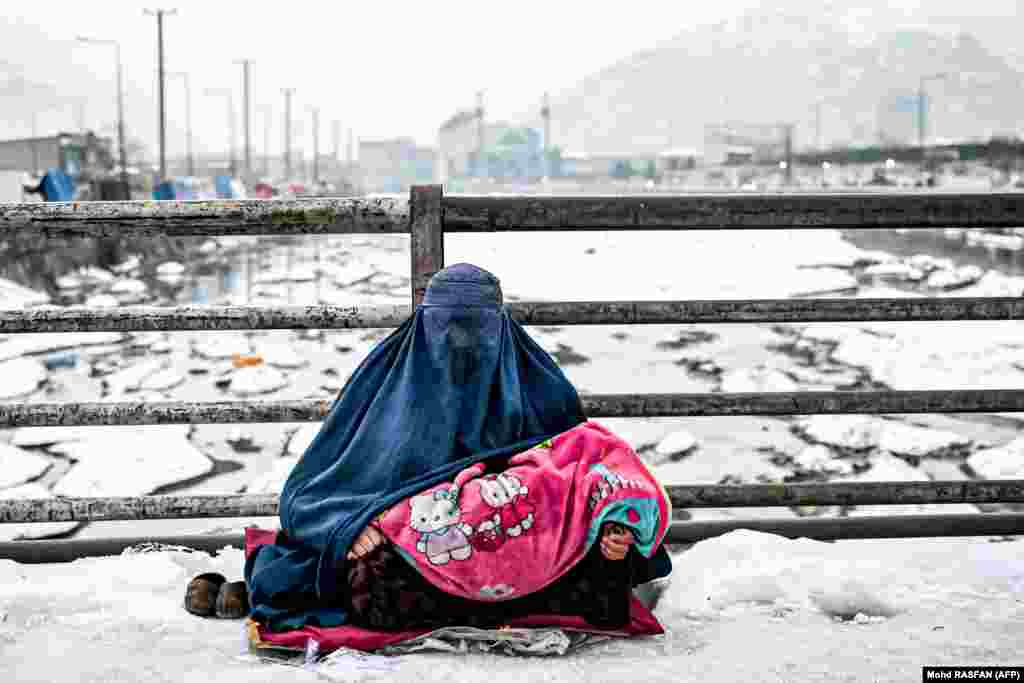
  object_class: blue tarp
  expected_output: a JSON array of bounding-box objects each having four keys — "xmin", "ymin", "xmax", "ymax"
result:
[
  {"xmin": 215, "ymin": 175, "xmax": 235, "ymax": 198},
  {"xmin": 153, "ymin": 181, "xmax": 176, "ymax": 200},
  {"xmin": 39, "ymin": 170, "xmax": 75, "ymax": 202}
]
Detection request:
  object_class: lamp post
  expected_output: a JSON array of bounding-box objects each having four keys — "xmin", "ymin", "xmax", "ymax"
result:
[
  {"xmin": 234, "ymin": 59, "xmax": 253, "ymax": 179},
  {"xmin": 77, "ymin": 36, "xmax": 129, "ymax": 193},
  {"xmin": 144, "ymin": 8, "xmax": 177, "ymax": 181},
  {"xmin": 281, "ymin": 88, "xmax": 295, "ymax": 181},
  {"xmin": 307, "ymin": 105, "xmax": 320, "ymax": 185},
  {"xmin": 257, "ymin": 104, "xmax": 272, "ymax": 178},
  {"xmin": 205, "ymin": 87, "xmax": 237, "ymax": 176},
  {"xmin": 166, "ymin": 71, "xmax": 193, "ymax": 176}
]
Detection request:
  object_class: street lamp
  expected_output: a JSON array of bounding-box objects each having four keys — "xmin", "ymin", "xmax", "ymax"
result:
[
  {"xmin": 205, "ymin": 87, "xmax": 237, "ymax": 176},
  {"xmin": 77, "ymin": 35, "xmax": 129, "ymax": 193},
  {"xmin": 257, "ymin": 104, "xmax": 272, "ymax": 177},
  {"xmin": 166, "ymin": 71, "xmax": 193, "ymax": 176},
  {"xmin": 143, "ymin": 8, "xmax": 177, "ymax": 181},
  {"xmin": 307, "ymin": 105, "xmax": 320, "ymax": 185}
]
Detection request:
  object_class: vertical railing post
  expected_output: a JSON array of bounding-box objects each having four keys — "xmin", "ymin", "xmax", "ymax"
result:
[{"xmin": 410, "ymin": 184, "xmax": 444, "ymax": 307}]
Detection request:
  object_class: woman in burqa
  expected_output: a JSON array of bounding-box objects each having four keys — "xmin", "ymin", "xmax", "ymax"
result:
[{"xmin": 185, "ymin": 263, "xmax": 671, "ymax": 630}]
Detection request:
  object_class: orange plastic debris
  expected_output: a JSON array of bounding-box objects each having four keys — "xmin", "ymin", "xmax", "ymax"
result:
[{"xmin": 232, "ymin": 353, "xmax": 265, "ymax": 368}]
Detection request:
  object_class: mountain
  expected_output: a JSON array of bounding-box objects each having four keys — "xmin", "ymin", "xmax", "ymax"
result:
[{"xmin": 529, "ymin": 2, "xmax": 1024, "ymax": 156}]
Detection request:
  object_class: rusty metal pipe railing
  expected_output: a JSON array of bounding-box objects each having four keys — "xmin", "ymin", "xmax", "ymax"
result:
[
  {"xmin": 0, "ymin": 196, "xmax": 410, "ymax": 238},
  {"xmin": 442, "ymin": 193, "xmax": 1024, "ymax": 232},
  {"xmin": 1, "ymin": 482, "xmax": 1021, "ymax": 524},
  {"xmin": 2, "ymin": 186, "xmax": 1023, "ymax": 558},
  {"xmin": 5, "ymin": 390, "xmax": 1024, "ymax": 428},
  {"xmin": 4, "ymin": 297, "xmax": 1024, "ymax": 333},
  {"xmin": 3, "ymin": 513, "xmax": 1023, "ymax": 563}
]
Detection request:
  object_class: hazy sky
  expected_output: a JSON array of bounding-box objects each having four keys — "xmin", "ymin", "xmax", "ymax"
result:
[{"xmin": 0, "ymin": 0, "xmax": 1020, "ymax": 158}]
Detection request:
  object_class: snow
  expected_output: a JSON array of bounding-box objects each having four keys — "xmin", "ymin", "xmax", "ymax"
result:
[
  {"xmin": 139, "ymin": 368, "xmax": 186, "ymax": 392},
  {"xmin": 654, "ymin": 430, "xmax": 698, "ymax": 458},
  {"xmin": 0, "ymin": 483, "xmax": 81, "ymax": 541},
  {"xmin": 793, "ymin": 445, "xmax": 853, "ymax": 476},
  {"xmin": 193, "ymin": 335, "xmax": 252, "ymax": 361},
  {"xmin": 245, "ymin": 456, "xmax": 300, "ymax": 494},
  {"xmin": 286, "ymin": 424, "xmax": 321, "ymax": 457},
  {"xmin": 0, "ymin": 278, "xmax": 49, "ymax": 307},
  {"xmin": 156, "ymin": 261, "xmax": 185, "ymax": 276},
  {"xmin": 0, "ymin": 532, "xmax": 1020, "ymax": 682},
  {"xmin": 227, "ymin": 366, "xmax": 289, "ymax": 396},
  {"xmin": 794, "ymin": 416, "xmax": 880, "ymax": 451},
  {"xmin": 876, "ymin": 422, "xmax": 970, "ymax": 458},
  {"xmin": 102, "ymin": 359, "xmax": 169, "ymax": 395},
  {"xmin": 256, "ymin": 343, "xmax": 309, "ymax": 369},
  {"xmin": 966, "ymin": 438, "xmax": 1024, "ymax": 479},
  {"xmin": 0, "ymin": 332, "xmax": 127, "ymax": 363},
  {"xmin": 0, "ymin": 443, "xmax": 53, "ymax": 489},
  {"xmin": 51, "ymin": 429, "xmax": 212, "ymax": 497},
  {"xmin": 719, "ymin": 366, "xmax": 798, "ymax": 393},
  {"xmin": 0, "ymin": 358, "xmax": 47, "ymax": 399}
]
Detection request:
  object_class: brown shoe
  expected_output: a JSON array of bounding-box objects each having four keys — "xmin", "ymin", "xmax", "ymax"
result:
[
  {"xmin": 184, "ymin": 573, "xmax": 226, "ymax": 617},
  {"xmin": 215, "ymin": 580, "xmax": 250, "ymax": 619}
]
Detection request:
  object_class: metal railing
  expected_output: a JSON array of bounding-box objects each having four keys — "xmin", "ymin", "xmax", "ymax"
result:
[{"xmin": 1, "ymin": 185, "xmax": 1023, "ymax": 563}]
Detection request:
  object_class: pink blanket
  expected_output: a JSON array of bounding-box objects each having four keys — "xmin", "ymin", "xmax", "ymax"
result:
[
  {"xmin": 245, "ymin": 528, "xmax": 664, "ymax": 655},
  {"xmin": 376, "ymin": 421, "xmax": 672, "ymax": 602}
]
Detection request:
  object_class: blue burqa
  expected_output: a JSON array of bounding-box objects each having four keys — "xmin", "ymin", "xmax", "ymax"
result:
[{"xmin": 247, "ymin": 263, "xmax": 592, "ymax": 628}]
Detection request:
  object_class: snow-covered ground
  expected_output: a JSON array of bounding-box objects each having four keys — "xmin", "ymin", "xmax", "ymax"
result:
[{"xmin": 0, "ymin": 531, "xmax": 1021, "ymax": 682}]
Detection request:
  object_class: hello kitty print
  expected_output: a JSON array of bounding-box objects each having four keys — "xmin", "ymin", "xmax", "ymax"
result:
[{"xmin": 374, "ymin": 421, "xmax": 671, "ymax": 602}]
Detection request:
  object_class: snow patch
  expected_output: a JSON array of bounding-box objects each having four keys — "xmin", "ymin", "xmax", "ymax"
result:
[
  {"xmin": 967, "ymin": 438, "xmax": 1024, "ymax": 479},
  {"xmin": 52, "ymin": 430, "xmax": 212, "ymax": 497},
  {"xmin": 0, "ymin": 483, "xmax": 81, "ymax": 541},
  {"xmin": 0, "ymin": 443, "xmax": 53, "ymax": 489},
  {"xmin": 227, "ymin": 366, "xmax": 289, "ymax": 396},
  {"xmin": 246, "ymin": 456, "xmax": 300, "ymax": 494},
  {"xmin": 0, "ymin": 358, "xmax": 47, "ymax": 399}
]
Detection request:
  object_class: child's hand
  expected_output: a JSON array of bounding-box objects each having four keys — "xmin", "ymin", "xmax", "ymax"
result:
[
  {"xmin": 347, "ymin": 524, "xmax": 385, "ymax": 560},
  {"xmin": 600, "ymin": 523, "xmax": 634, "ymax": 561}
]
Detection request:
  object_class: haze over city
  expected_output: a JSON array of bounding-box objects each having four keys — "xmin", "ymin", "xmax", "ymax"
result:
[{"xmin": 1, "ymin": 0, "xmax": 1021, "ymax": 160}]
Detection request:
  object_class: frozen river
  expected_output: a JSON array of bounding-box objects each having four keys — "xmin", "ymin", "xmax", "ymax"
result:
[{"xmin": 1, "ymin": 213, "xmax": 1023, "ymax": 542}]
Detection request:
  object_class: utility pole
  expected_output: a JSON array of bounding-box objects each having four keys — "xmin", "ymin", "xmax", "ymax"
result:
[
  {"xmin": 144, "ymin": 9, "xmax": 176, "ymax": 181},
  {"xmin": 309, "ymin": 106, "xmax": 320, "ymax": 185},
  {"xmin": 282, "ymin": 88, "xmax": 295, "ymax": 180},
  {"xmin": 541, "ymin": 92, "xmax": 551, "ymax": 151},
  {"xmin": 167, "ymin": 71, "xmax": 193, "ymax": 176},
  {"xmin": 475, "ymin": 90, "xmax": 485, "ymax": 177},
  {"xmin": 257, "ymin": 104, "xmax": 272, "ymax": 177},
  {"xmin": 78, "ymin": 36, "xmax": 129, "ymax": 193},
  {"xmin": 541, "ymin": 92, "xmax": 551, "ymax": 175},
  {"xmin": 815, "ymin": 101, "xmax": 823, "ymax": 151},
  {"xmin": 783, "ymin": 123, "xmax": 794, "ymax": 185},
  {"xmin": 234, "ymin": 59, "xmax": 253, "ymax": 178}
]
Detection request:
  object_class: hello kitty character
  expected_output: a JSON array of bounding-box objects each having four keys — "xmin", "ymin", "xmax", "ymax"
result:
[
  {"xmin": 477, "ymin": 473, "xmax": 535, "ymax": 538},
  {"xmin": 408, "ymin": 488, "xmax": 473, "ymax": 565}
]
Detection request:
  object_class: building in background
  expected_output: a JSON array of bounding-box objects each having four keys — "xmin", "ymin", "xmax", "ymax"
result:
[
  {"xmin": 358, "ymin": 137, "xmax": 436, "ymax": 193},
  {"xmin": 656, "ymin": 147, "xmax": 702, "ymax": 175},
  {"xmin": 875, "ymin": 91, "xmax": 919, "ymax": 146},
  {"xmin": 0, "ymin": 131, "xmax": 114, "ymax": 177},
  {"xmin": 704, "ymin": 122, "xmax": 788, "ymax": 165}
]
